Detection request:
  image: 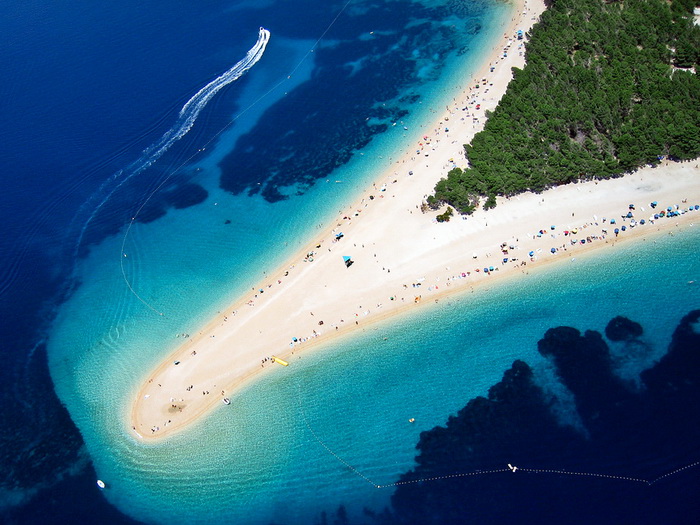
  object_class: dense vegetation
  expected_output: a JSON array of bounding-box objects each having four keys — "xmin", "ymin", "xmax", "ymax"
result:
[{"xmin": 430, "ymin": 0, "xmax": 700, "ymax": 214}]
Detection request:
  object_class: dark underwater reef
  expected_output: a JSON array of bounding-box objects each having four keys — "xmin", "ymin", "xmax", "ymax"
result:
[
  {"xmin": 0, "ymin": 343, "xmax": 139, "ymax": 524},
  {"xmin": 386, "ymin": 311, "xmax": 700, "ymax": 525},
  {"xmin": 219, "ymin": 1, "xmax": 483, "ymax": 202},
  {"xmin": 77, "ymin": 174, "xmax": 210, "ymax": 257}
]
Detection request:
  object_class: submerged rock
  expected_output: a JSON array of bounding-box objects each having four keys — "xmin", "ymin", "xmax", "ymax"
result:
[
  {"xmin": 605, "ymin": 316, "xmax": 643, "ymax": 341},
  {"xmin": 389, "ymin": 312, "xmax": 700, "ymax": 525}
]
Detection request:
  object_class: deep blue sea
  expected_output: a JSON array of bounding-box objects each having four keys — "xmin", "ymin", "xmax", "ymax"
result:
[{"xmin": 2, "ymin": 1, "xmax": 699, "ymax": 524}]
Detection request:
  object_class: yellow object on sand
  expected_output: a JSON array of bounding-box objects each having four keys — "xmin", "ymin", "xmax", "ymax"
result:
[{"xmin": 272, "ymin": 356, "xmax": 289, "ymax": 366}]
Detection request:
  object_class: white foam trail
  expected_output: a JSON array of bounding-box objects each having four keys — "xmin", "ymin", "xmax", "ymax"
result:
[{"xmin": 72, "ymin": 27, "xmax": 270, "ymax": 253}]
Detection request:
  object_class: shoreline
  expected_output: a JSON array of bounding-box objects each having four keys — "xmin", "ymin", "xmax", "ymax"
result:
[{"xmin": 128, "ymin": 0, "xmax": 699, "ymax": 441}]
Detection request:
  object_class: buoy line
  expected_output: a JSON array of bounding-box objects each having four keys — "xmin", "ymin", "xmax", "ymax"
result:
[
  {"xmin": 295, "ymin": 379, "xmax": 700, "ymax": 491},
  {"xmin": 296, "ymin": 381, "xmax": 379, "ymax": 488}
]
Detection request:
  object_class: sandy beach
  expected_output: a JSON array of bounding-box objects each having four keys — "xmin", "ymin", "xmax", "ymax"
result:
[{"xmin": 129, "ymin": 0, "xmax": 700, "ymax": 440}]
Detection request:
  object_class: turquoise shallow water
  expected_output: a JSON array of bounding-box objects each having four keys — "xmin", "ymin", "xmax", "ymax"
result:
[
  {"xmin": 50, "ymin": 221, "xmax": 700, "ymax": 524},
  {"xmin": 41, "ymin": 0, "xmax": 700, "ymax": 522},
  {"xmin": 46, "ymin": 1, "xmax": 516, "ymax": 521}
]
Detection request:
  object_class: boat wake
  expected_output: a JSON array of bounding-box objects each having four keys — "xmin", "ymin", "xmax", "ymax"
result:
[{"xmin": 71, "ymin": 27, "xmax": 270, "ymax": 256}]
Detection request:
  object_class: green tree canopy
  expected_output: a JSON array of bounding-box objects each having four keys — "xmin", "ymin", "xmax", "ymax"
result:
[{"xmin": 432, "ymin": 0, "xmax": 700, "ymax": 214}]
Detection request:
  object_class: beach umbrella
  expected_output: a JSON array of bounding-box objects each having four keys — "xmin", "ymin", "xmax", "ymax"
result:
[
  {"xmin": 614, "ymin": 228, "xmax": 619, "ymax": 234},
  {"xmin": 695, "ymin": 205, "xmax": 699, "ymax": 210},
  {"xmin": 626, "ymin": 212, "xmax": 633, "ymax": 218},
  {"xmin": 640, "ymin": 219, "xmax": 646, "ymax": 225},
  {"xmin": 610, "ymin": 219, "xmax": 616, "ymax": 224},
  {"xmin": 529, "ymin": 251, "xmax": 535, "ymax": 257},
  {"xmin": 651, "ymin": 201, "xmax": 657, "ymax": 208},
  {"xmin": 502, "ymin": 257, "xmax": 509, "ymax": 263},
  {"xmin": 621, "ymin": 226, "xmax": 627, "ymax": 231},
  {"xmin": 551, "ymin": 247, "xmax": 556, "ymax": 253},
  {"xmin": 489, "ymin": 266, "xmax": 494, "ymax": 272},
  {"xmin": 667, "ymin": 206, "xmax": 673, "ymax": 211},
  {"xmin": 551, "ymin": 225, "xmax": 556, "ymax": 230},
  {"xmin": 342, "ymin": 256, "xmax": 353, "ymax": 268},
  {"xmin": 654, "ymin": 214, "xmax": 659, "ymax": 219},
  {"xmin": 484, "ymin": 267, "xmax": 489, "ymax": 273}
]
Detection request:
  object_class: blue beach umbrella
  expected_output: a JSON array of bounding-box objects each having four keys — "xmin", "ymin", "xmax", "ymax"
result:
[
  {"xmin": 621, "ymin": 225, "xmax": 627, "ymax": 231},
  {"xmin": 610, "ymin": 219, "xmax": 616, "ymax": 224},
  {"xmin": 551, "ymin": 247, "xmax": 556, "ymax": 253},
  {"xmin": 640, "ymin": 219, "xmax": 646, "ymax": 225},
  {"xmin": 528, "ymin": 251, "xmax": 535, "ymax": 257}
]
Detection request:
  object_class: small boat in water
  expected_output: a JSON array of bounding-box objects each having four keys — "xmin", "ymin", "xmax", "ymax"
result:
[
  {"xmin": 97, "ymin": 479, "xmax": 106, "ymax": 489},
  {"xmin": 222, "ymin": 398, "xmax": 231, "ymax": 405}
]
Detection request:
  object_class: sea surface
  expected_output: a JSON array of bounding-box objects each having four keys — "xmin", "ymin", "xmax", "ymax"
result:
[{"xmin": 1, "ymin": 0, "xmax": 698, "ymax": 524}]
